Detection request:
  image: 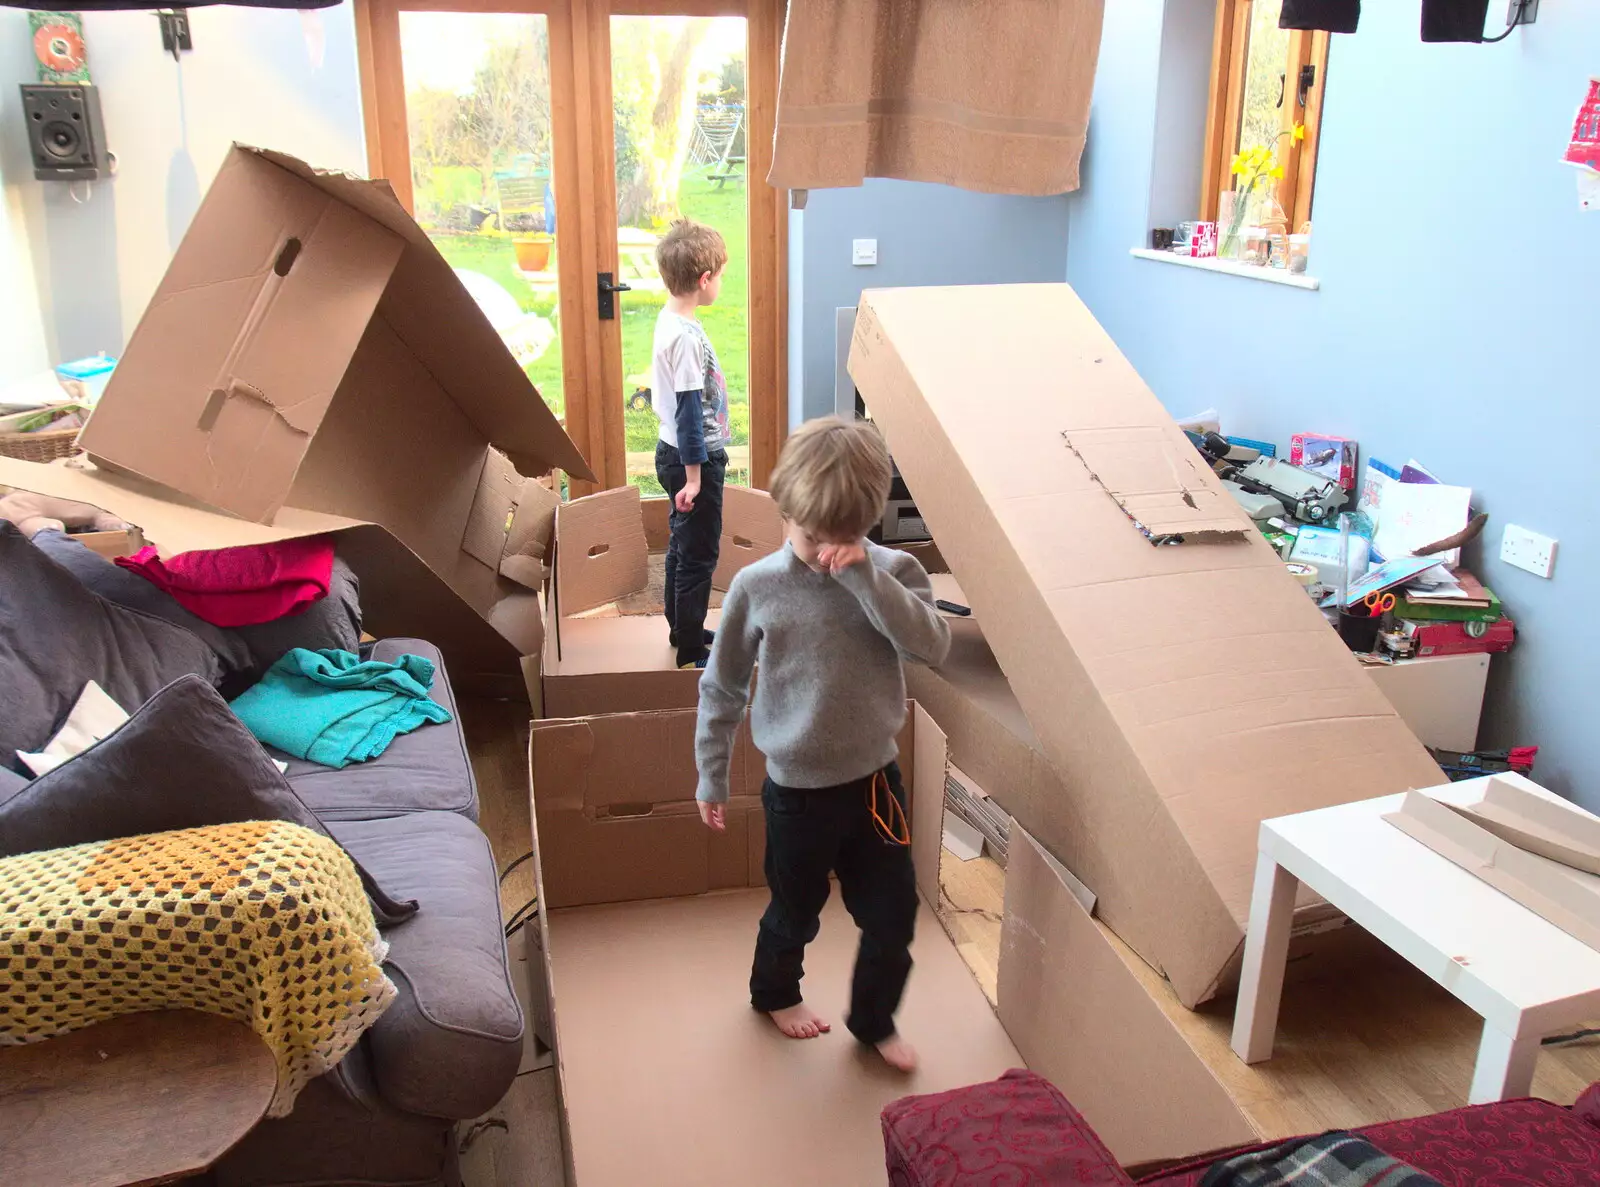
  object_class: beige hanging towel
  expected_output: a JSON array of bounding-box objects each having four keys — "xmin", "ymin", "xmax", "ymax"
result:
[{"xmin": 768, "ymin": 0, "xmax": 1106, "ymax": 196}]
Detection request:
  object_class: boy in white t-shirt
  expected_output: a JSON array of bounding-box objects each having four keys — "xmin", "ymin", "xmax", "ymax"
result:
[{"xmin": 651, "ymin": 219, "xmax": 732, "ymax": 670}]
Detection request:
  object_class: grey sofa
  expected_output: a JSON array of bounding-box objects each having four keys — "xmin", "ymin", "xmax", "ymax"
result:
[{"xmin": 0, "ymin": 526, "xmax": 523, "ymax": 1187}]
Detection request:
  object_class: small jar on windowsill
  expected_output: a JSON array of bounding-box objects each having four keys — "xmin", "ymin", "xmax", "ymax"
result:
[
  {"xmin": 1288, "ymin": 233, "xmax": 1311, "ymax": 274},
  {"xmin": 1242, "ymin": 226, "xmax": 1271, "ymax": 267}
]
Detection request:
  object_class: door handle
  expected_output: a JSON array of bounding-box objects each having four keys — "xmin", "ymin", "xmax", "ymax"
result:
[{"xmin": 598, "ymin": 272, "xmax": 632, "ymax": 320}]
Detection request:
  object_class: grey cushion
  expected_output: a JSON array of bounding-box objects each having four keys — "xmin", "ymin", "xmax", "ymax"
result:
[
  {"xmin": 29, "ymin": 529, "xmax": 254, "ymax": 682},
  {"xmin": 229, "ymin": 555, "xmax": 363, "ymax": 676},
  {"xmin": 330, "ymin": 810, "xmax": 523, "ymax": 1120},
  {"xmin": 0, "ymin": 673, "xmax": 417, "ymax": 925},
  {"xmin": 0, "ymin": 766, "xmax": 26, "ymax": 808},
  {"xmin": 0, "ymin": 520, "xmax": 223, "ymax": 775},
  {"xmin": 281, "ymin": 638, "xmax": 479, "ymax": 821}
]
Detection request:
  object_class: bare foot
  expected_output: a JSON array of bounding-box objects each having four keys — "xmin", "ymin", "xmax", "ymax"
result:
[
  {"xmin": 874, "ymin": 1034, "xmax": 918, "ymax": 1073},
  {"xmin": 768, "ymin": 1003, "xmax": 832, "ymax": 1039}
]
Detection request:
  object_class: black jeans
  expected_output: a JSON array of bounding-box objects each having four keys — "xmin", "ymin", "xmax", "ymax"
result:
[
  {"xmin": 655, "ymin": 441, "xmax": 726, "ymax": 667},
  {"xmin": 750, "ymin": 764, "xmax": 917, "ymax": 1045}
]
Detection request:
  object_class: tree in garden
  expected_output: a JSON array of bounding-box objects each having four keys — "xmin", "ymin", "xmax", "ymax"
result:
[
  {"xmin": 613, "ymin": 17, "xmax": 710, "ymax": 228},
  {"xmin": 457, "ymin": 25, "xmax": 553, "ymax": 203}
]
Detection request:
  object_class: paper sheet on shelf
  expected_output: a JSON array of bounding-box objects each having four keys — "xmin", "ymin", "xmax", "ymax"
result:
[{"xmin": 1373, "ymin": 481, "xmax": 1472, "ymax": 566}]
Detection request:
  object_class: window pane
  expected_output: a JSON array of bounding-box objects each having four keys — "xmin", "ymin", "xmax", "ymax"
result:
[
  {"xmin": 1235, "ymin": 0, "xmax": 1291, "ymax": 160},
  {"xmin": 399, "ymin": 13, "xmax": 564, "ymax": 420},
  {"xmin": 612, "ymin": 15, "xmax": 750, "ymax": 495}
]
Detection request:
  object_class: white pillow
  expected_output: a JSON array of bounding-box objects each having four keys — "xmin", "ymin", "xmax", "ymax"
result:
[{"xmin": 18, "ymin": 681, "xmax": 129, "ymax": 776}]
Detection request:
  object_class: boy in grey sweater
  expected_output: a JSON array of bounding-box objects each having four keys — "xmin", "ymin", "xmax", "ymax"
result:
[{"xmin": 695, "ymin": 417, "xmax": 950, "ymax": 1072}]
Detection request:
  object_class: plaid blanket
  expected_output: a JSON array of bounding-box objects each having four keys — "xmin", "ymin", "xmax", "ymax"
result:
[{"xmin": 1199, "ymin": 1133, "xmax": 1443, "ymax": 1187}]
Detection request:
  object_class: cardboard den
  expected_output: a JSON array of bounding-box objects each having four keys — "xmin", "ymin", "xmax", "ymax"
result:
[
  {"xmin": 527, "ymin": 703, "xmax": 1022, "ymax": 1187},
  {"xmin": 542, "ymin": 483, "xmax": 783, "ymax": 718},
  {"xmin": 850, "ymin": 283, "xmax": 1442, "ymax": 1008},
  {"xmin": 65, "ymin": 144, "xmax": 591, "ymax": 695}
]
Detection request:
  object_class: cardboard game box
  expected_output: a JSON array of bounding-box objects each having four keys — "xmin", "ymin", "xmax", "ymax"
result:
[{"xmin": 1290, "ymin": 432, "xmax": 1358, "ymax": 493}]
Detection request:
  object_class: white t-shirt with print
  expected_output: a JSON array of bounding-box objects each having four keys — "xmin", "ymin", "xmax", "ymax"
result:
[{"xmin": 651, "ymin": 310, "xmax": 731, "ymax": 456}]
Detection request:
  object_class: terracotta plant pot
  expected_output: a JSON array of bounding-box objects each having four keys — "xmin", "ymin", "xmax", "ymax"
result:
[{"xmin": 514, "ymin": 235, "xmax": 553, "ymax": 272}]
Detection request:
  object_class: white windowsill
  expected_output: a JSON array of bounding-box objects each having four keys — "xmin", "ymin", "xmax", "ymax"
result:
[{"xmin": 1129, "ymin": 247, "xmax": 1321, "ymax": 291}]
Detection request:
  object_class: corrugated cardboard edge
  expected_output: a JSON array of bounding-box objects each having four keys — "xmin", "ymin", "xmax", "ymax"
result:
[
  {"xmin": 1385, "ymin": 791, "xmax": 1600, "ymax": 952},
  {"xmin": 998, "ymin": 827, "xmax": 1256, "ymax": 1165}
]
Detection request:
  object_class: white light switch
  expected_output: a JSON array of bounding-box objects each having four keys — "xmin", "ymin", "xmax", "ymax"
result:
[
  {"xmin": 852, "ymin": 239, "xmax": 878, "ymax": 266},
  {"xmin": 1500, "ymin": 523, "xmax": 1558, "ymax": 579}
]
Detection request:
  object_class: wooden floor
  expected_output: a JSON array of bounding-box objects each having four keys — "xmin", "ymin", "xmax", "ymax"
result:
[
  {"xmin": 934, "ymin": 849, "xmax": 1600, "ymax": 1142},
  {"xmin": 464, "ymin": 696, "xmax": 1600, "ymax": 1182},
  {"xmin": 461, "ymin": 697, "xmax": 568, "ymax": 1187}
]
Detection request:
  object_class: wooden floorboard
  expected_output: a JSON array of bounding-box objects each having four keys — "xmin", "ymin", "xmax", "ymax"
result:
[{"xmin": 938, "ymin": 850, "xmax": 1600, "ymax": 1142}]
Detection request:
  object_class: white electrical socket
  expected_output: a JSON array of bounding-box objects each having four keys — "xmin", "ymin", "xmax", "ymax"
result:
[
  {"xmin": 852, "ymin": 238, "xmax": 878, "ymax": 266},
  {"xmin": 1500, "ymin": 523, "xmax": 1558, "ymax": 579}
]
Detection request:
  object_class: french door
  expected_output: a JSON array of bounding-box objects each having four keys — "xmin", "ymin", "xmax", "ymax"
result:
[{"xmin": 355, "ymin": 0, "xmax": 787, "ymax": 495}]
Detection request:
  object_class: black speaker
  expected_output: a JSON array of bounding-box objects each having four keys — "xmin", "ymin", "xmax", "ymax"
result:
[{"xmin": 20, "ymin": 84, "xmax": 109, "ymax": 182}]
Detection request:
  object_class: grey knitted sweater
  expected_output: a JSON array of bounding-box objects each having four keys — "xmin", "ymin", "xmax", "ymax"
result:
[{"xmin": 695, "ymin": 541, "xmax": 951, "ymax": 803}]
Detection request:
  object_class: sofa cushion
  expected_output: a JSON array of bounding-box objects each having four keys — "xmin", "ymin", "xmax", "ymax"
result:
[
  {"xmin": 329, "ymin": 811, "xmax": 523, "ymax": 1121},
  {"xmin": 228, "ymin": 555, "xmax": 363, "ymax": 677},
  {"xmin": 0, "ymin": 765, "xmax": 26, "ymax": 807},
  {"xmin": 29, "ymin": 529, "xmax": 255, "ymax": 681},
  {"xmin": 281, "ymin": 639, "xmax": 478, "ymax": 821},
  {"xmin": 883, "ymin": 1069, "xmax": 1130, "ymax": 1187},
  {"xmin": 0, "ymin": 520, "xmax": 223, "ymax": 775},
  {"xmin": 0, "ymin": 673, "xmax": 418, "ymax": 925}
]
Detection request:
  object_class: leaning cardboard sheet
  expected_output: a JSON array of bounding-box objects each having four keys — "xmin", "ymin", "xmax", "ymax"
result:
[
  {"xmin": 0, "ymin": 144, "xmax": 591, "ymax": 702},
  {"xmin": 849, "ymin": 284, "xmax": 1443, "ymax": 1010}
]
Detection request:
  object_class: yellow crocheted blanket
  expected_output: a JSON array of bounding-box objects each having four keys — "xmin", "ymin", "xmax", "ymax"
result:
[{"xmin": 0, "ymin": 820, "xmax": 397, "ymax": 1116}]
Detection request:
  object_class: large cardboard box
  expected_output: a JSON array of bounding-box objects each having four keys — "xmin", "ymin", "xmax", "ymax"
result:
[
  {"xmin": 527, "ymin": 703, "xmax": 1023, "ymax": 1186},
  {"xmin": 60, "ymin": 145, "xmax": 590, "ymax": 693},
  {"xmin": 850, "ymin": 284, "xmax": 1442, "ymax": 1007},
  {"xmin": 542, "ymin": 484, "xmax": 783, "ymax": 717}
]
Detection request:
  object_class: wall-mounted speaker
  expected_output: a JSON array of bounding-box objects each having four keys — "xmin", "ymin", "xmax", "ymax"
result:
[{"xmin": 20, "ymin": 84, "xmax": 109, "ymax": 182}]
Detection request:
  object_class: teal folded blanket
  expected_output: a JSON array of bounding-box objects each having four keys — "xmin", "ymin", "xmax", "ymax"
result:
[{"xmin": 231, "ymin": 649, "xmax": 452, "ymax": 769}]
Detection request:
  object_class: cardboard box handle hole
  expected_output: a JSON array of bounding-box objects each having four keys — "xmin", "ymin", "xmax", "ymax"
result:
[
  {"xmin": 731, "ymin": 535, "xmax": 754, "ymax": 550},
  {"xmin": 274, "ymin": 238, "xmax": 302, "ymax": 277},
  {"xmin": 587, "ymin": 543, "xmax": 610, "ymax": 558}
]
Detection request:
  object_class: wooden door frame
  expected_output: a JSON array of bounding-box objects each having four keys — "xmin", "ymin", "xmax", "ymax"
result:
[{"xmin": 353, "ymin": 0, "xmax": 787, "ymax": 493}]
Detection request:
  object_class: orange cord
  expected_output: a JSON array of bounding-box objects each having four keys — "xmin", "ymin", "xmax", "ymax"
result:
[{"xmin": 868, "ymin": 769, "xmax": 911, "ymax": 846}]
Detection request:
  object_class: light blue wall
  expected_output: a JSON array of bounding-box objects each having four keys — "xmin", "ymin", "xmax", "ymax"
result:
[
  {"xmin": 1068, "ymin": 1, "xmax": 1597, "ymax": 806},
  {"xmin": 0, "ymin": 6, "xmax": 366, "ymax": 362},
  {"xmin": 791, "ymin": 180, "xmax": 1072, "ymax": 425}
]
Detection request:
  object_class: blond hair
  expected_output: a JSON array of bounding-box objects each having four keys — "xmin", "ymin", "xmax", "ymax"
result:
[
  {"xmin": 770, "ymin": 417, "xmax": 892, "ymax": 540},
  {"xmin": 655, "ymin": 219, "xmax": 728, "ymax": 296}
]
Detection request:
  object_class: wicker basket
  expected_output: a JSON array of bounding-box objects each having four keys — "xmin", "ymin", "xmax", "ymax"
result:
[{"xmin": 0, "ymin": 426, "xmax": 82, "ymax": 464}]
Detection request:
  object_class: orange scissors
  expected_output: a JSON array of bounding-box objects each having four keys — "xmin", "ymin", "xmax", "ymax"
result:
[{"xmin": 1364, "ymin": 591, "xmax": 1396, "ymax": 616}]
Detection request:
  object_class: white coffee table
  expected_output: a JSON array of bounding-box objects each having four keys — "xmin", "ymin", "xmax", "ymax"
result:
[{"xmin": 1231, "ymin": 781, "xmax": 1600, "ymax": 1104}]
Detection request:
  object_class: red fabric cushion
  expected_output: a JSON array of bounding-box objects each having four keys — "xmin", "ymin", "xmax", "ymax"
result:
[
  {"xmin": 883, "ymin": 1069, "xmax": 1132, "ymax": 1186},
  {"xmin": 1140, "ymin": 1097, "xmax": 1600, "ymax": 1187}
]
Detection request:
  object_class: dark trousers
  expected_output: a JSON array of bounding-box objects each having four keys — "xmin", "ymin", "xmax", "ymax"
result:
[
  {"xmin": 655, "ymin": 441, "xmax": 726, "ymax": 667},
  {"xmin": 750, "ymin": 764, "xmax": 918, "ymax": 1046}
]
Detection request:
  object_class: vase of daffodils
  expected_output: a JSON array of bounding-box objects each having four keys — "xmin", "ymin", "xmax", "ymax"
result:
[{"xmin": 1220, "ymin": 124, "xmax": 1304, "ymax": 260}]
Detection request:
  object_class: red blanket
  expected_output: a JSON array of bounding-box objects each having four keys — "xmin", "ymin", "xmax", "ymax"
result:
[{"xmin": 116, "ymin": 536, "xmax": 334, "ymax": 627}]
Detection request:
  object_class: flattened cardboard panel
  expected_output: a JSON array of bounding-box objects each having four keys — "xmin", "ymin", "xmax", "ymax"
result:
[
  {"xmin": 253, "ymin": 146, "xmax": 593, "ymax": 483},
  {"xmin": 642, "ymin": 496, "xmax": 671, "ymax": 551},
  {"xmin": 1063, "ymin": 426, "xmax": 1246, "ymax": 541},
  {"xmin": 290, "ymin": 318, "xmax": 487, "ymax": 580},
  {"xmin": 911, "ymin": 704, "xmax": 948, "ymax": 908},
  {"xmin": 557, "ymin": 487, "xmax": 650, "ymax": 615},
  {"xmin": 547, "ymin": 890, "xmax": 1020, "ymax": 1187},
  {"xmin": 851, "ymin": 285, "xmax": 1442, "ymax": 1006},
  {"xmin": 998, "ymin": 828, "xmax": 1254, "ymax": 1165},
  {"xmin": 1460, "ymin": 775, "xmax": 1600, "ymax": 875},
  {"xmin": 714, "ymin": 485, "xmax": 785, "ymax": 590},
  {"xmin": 81, "ymin": 150, "xmax": 405, "ymax": 524}
]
